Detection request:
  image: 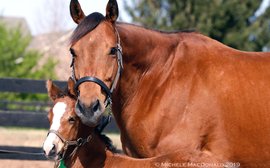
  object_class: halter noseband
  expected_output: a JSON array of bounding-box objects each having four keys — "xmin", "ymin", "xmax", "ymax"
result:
[
  {"xmin": 74, "ymin": 76, "xmax": 112, "ymax": 99},
  {"xmin": 47, "ymin": 129, "xmax": 93, "ymax": 162},
  {"xmin": 71, "ymin": 29, "xmax": 123, "ymax": 107}
]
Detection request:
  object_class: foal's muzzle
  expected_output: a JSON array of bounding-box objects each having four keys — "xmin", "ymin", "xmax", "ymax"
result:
[
  {"xmin": 43, "ymin": 144, "xmax": 57, "ymax": 160},
  {"xmin": 43, "ymin": 132, "xmax": 65, "ymax": 161}
]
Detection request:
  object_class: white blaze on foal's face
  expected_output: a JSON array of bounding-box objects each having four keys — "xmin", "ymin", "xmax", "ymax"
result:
[{"xmin": 43, "ymin": 102, "xmax": 67, "ymax": 157}]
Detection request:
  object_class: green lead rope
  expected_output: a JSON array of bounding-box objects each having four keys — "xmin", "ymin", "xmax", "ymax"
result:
[{"xmin": 58, "ymin": 160, "xmax": 66, "ymax": 168}]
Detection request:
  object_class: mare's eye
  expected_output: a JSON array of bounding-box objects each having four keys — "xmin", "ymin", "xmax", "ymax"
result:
[
  {"xmin": 68, "ymin": 116, "xmax": 76, "ymax": 124},
  {"xmin": 109, "ymin": 47, "xmax": 117, "ymax": 56}
]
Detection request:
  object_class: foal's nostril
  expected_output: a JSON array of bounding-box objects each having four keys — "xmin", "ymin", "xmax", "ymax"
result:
[
  {"xmin": 48, "ymin": 144, "xmax": 57, "ymax": 157},
  {"xmin": 91, "ymin": 100, "xmax": 100, "ymax": 113}
]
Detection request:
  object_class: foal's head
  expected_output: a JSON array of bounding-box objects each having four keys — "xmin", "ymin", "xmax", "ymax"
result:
[
  {"xmin": 43, "ymin": 79, "xmax": 94, "ymax": 160},
  {"xmin": 69, "ymin": 0, "xmax": 122, "ymax": 126}
]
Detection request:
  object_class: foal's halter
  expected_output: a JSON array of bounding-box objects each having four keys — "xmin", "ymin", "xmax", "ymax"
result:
[
  {"xmin": 70, "ymin": 28, "xmax": 123, "ymax": 107},
  {"xmin": 47, "ymin": 129, "xmax": 93, "ymax": 162}
]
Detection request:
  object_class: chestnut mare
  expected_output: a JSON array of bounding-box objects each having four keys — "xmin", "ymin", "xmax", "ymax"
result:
[
  {"xmin": 43, "ymin": 80, "xmax": 186, "ymax": 168},
  {"xmin": 69, "ymin": 0, "xmax": 270, "ymax": 167}
]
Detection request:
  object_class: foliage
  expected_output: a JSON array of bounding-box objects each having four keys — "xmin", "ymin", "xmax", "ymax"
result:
[
  {"xmin": 0, "ymin": 21, "xmax": 57, "ymax": 103},
  {"xmin": 125, "ymin": 0, "xmax": 270, "ymax": 51}
]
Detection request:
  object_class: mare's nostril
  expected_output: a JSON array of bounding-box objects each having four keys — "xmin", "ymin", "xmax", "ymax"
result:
[
  {"xmin": 91, "ymin": 100, "xmax": 100, "ymax": 113},
  {"xmin": 76, "ymin": 99, "xmax": 101, "ymax": 114}
]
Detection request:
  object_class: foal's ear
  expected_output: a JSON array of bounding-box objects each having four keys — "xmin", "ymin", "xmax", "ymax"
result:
[
  {"xmin": 106, "ymin": 0, "xmax": 119, "ymax": 23},
  {"xmin": 67, "ymin": 77, "xmax": 77, "ymax": 97},
  {"xmin": 70, "ymin": 0, "xmax": 85, "ymax": 24},
  {"xmin": 46, "ymin": 80, "xmax": 64, "ymax": 101}
]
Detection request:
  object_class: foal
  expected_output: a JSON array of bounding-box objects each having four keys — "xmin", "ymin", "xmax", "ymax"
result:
[{"xmin": 43, "ymin": 80, "xmax": 161, "ymax": 168}]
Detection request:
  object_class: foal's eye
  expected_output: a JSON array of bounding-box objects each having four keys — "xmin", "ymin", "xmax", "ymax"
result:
[
  {"xmin": 109, "ymin": 47, "xmax": 117, "ymax": 56},
  {"xmin": 70, "ymin": 48, "xmax": 77, "ymax": 57},
  {"xmin": 68, "ymin": 116, "xmax": 76, "ymax": 124}
]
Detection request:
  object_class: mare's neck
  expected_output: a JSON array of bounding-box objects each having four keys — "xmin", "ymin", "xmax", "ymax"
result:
[
  {"xmin": 113, "ymin": 23, "xmax": 179, "ymax": 113},
  {"xmin": 117, "ymin": 23, "xmax": 177, "ymax": 70}
]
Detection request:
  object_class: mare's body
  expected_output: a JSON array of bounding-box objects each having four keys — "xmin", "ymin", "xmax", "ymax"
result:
[
  {"xmin": 69, "ymin": 0, "xmax": 270, "ymax": 167},
  {"xmin": 114, "ymin": 24, "xmax": 270, "ymax": 165}
]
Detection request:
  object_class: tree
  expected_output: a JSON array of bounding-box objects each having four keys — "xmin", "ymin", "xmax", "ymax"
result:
[
  {"xmin": 125, "ymin": 0, "xmax": 270, "ymax": 51},
  {"xmin": 248, "ymin": 6, "xmax": 270, "ymax": 51},
  {"xmin": 0, "ymin": 21, "xmax": 56, "ymax": 102},
  {"xmin": 0, "ymin": 21, "xmax": 56, "ymax": 79}
]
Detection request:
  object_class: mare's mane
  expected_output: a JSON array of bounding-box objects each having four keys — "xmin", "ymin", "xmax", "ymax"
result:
[
  {"xmin": 70, "ymin": 12, "xmax": 195, "ymax": 45},
  {"xmin": 117, "ymin": 22, "xmax": 196, "ymax": 34},
  {"xmin": 70, "ymin": 12, "xmax": 105, "ymax": 44}
]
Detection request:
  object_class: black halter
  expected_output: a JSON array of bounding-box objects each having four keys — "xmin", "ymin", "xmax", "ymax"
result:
[{"xmin": 74, "ymin": 76, "xmax": 112, "ymax": 100}]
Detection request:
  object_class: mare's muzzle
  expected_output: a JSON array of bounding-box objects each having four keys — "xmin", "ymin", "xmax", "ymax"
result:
[
  {"xmin": 75, "ymin": 99, "xmax": 104, "ymax": 127},
  {"xmin": 74, "ymin": 76, "xmax": 112, "ymax": 126}
]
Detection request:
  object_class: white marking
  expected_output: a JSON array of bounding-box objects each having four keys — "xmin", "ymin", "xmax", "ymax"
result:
[
  {"xmin": 43, "ymin": 102, "xmax": 67, "ymax": 155},
  {"xmin": 51, "ymin": 102, "xmax": 67, "ymax": 131}
]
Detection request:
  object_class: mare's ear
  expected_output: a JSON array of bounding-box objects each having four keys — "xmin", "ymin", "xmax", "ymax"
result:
[
  {"xmin": 46, "ymin": 80, "xmax": 64, "ymax": 101},
  {"xmin": 106, "ymin": 0, "xmax": 119, "ymax": 23},
  {"xmin": 67, "ymin": 77, "xmax": 77, "ymax": 97},
  {"xmin": 70, "ymin": 0, "xmax": 85, "ymax": 24}
]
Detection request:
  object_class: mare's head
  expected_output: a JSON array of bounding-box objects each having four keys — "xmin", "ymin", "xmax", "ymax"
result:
[
  {"xmin": 43, "ymin": 79, "xmax": 93, "ymax": 160},
  {"xmin": 69, "ymin": 0, "xmax": 122, "ymax": 127}
]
